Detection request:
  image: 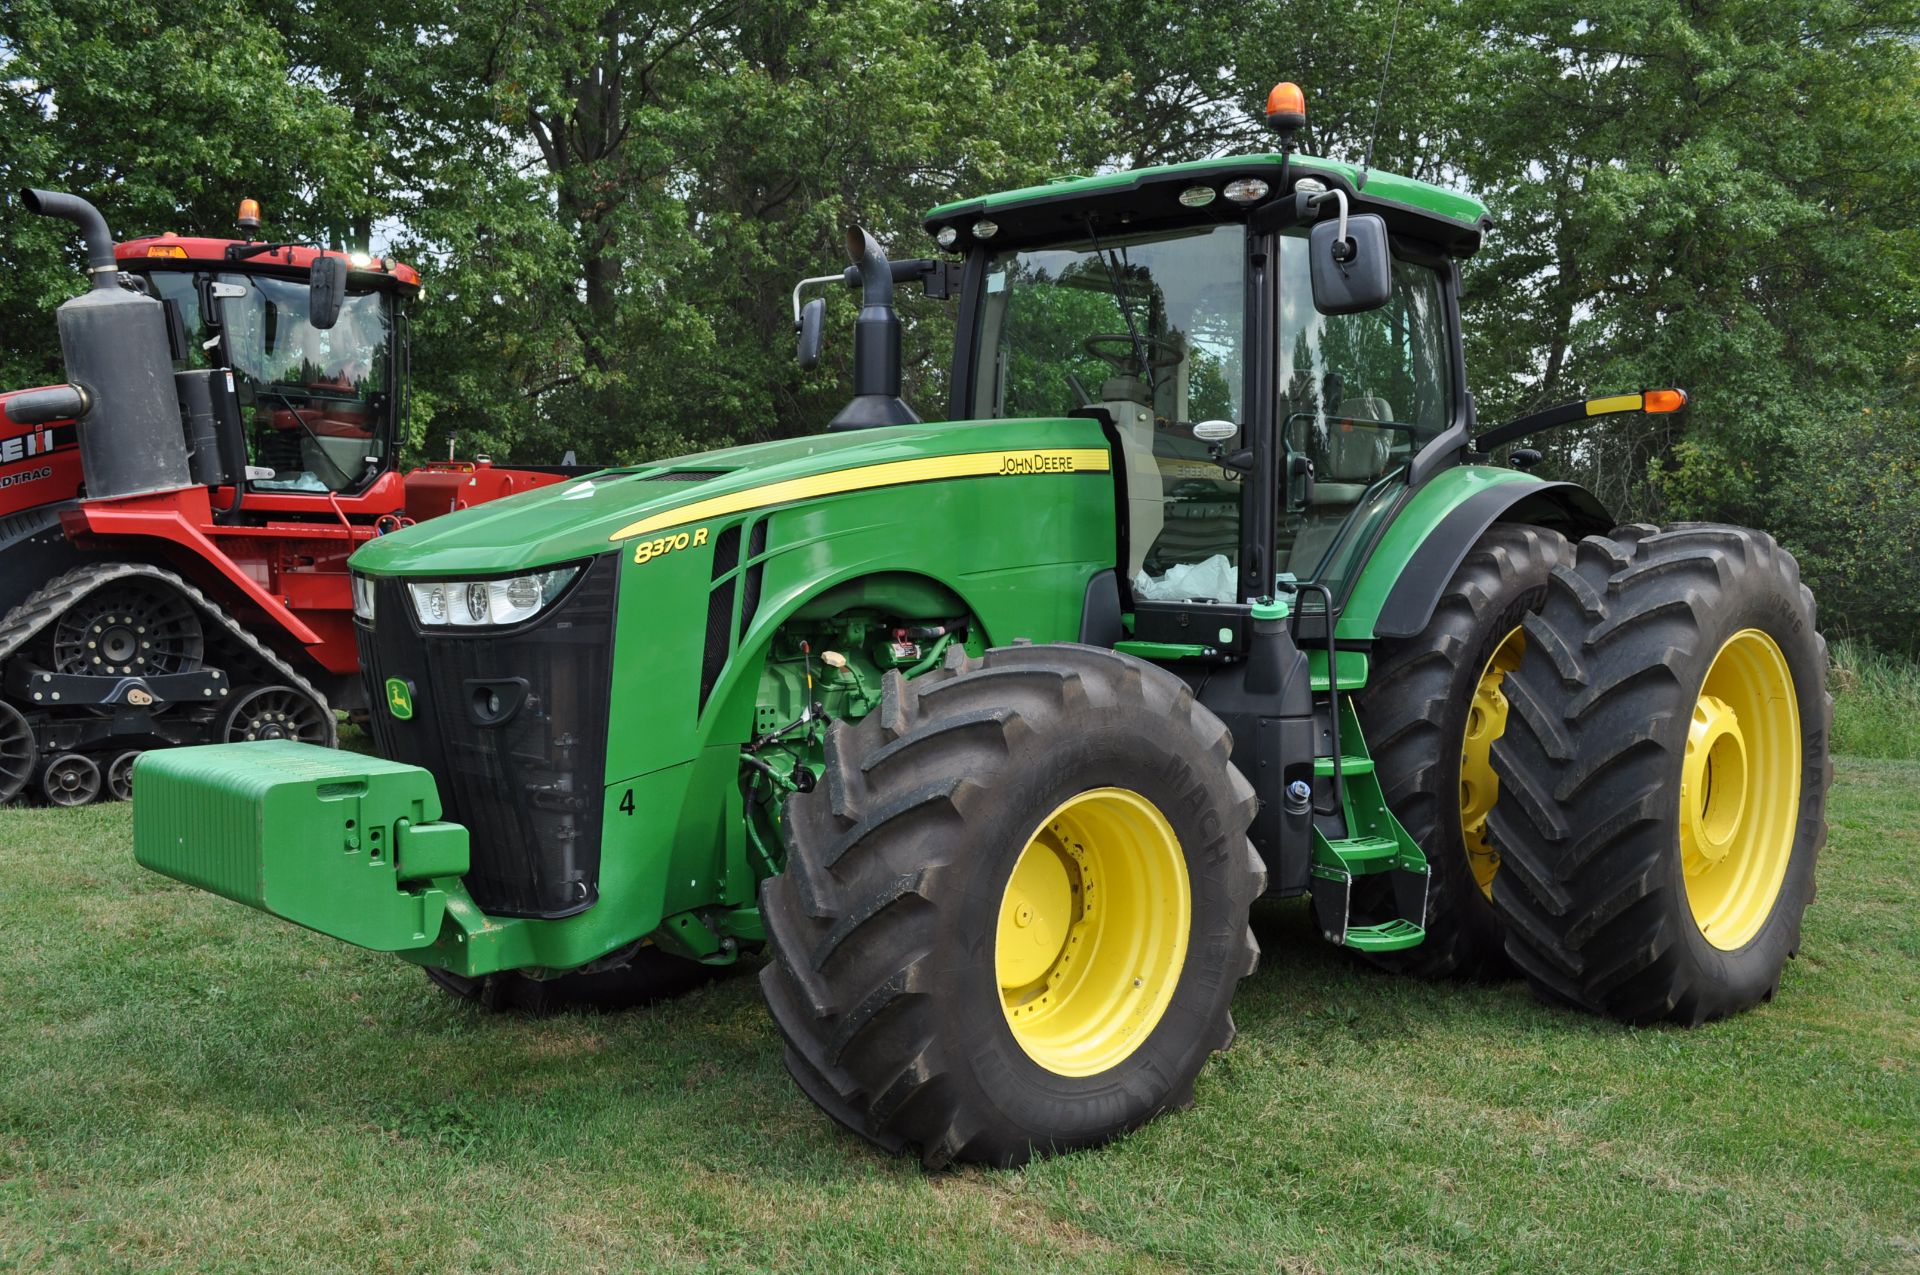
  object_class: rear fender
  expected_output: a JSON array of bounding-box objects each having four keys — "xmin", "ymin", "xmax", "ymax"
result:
[{"xmin": 1340, "ymin": 469, "xmax": 1611, "ymax": 642}]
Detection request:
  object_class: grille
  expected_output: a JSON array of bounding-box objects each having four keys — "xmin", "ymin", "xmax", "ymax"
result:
[
  {"xmin": 699, "ymin": 526, "xmax": 740, "ymax": 711},
  {"xmin": 738, "ymin": 519, "xmax": 769, "ymax": 642},
  {"xmin": 359, "ymin": 555, "xmax": 617, "ymax": 918}
]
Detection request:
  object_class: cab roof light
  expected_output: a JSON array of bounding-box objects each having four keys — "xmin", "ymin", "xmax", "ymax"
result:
[
  {"xmin": 236, "ymin": 198, "xmax": 261, "ymax": 235},
  {"xmin": 1223, "ymin": 178, "xmax": 1269, "ymax": 206},
  {"xmin": 1266, "ymin": 82, "xmax": 1306, "ymax": 135}
]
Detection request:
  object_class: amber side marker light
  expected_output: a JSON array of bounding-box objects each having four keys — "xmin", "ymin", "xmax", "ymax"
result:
[{"xmin": 1475, "ymin": 387, "xmax": 1690, "ymax": 452}]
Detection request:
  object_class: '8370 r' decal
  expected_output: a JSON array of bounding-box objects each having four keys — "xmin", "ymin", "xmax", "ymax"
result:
[{"xmin": 632, "ymin": 526, "xmax": 710, "ymax": 565}]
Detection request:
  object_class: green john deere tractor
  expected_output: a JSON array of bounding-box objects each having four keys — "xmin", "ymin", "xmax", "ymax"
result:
[{"xmin": 133, "ymin": 84, "xmax": 1829, "ymax": 1168}]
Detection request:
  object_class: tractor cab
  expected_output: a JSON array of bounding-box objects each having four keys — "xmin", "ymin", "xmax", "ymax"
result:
[
  {"xmin": 955, "ymin": 215, "xmax": 1452, "ymax": 604},
  {"xmin": 120, "ymin": 215, "xmax": 418, "ymax": 504}
]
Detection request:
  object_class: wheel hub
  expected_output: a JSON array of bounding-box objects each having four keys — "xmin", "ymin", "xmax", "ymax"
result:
[
  {"xmin": 96, "ymin": 619, "xmax": 141, "ymax": 667},
  {"xmin": 1459, "ymin": 627, "xmax": 1525, "ymax": 898},
  {"xmin": 240, "ymin": 711, "xmax": 293, "ymax": 741},
  {"xmin": 994, "ymin": 788, "xmax": 1190, "ymax": 1077},
  {"xmin": 1678, "ymin": 629, "xmax": 1801, "ymax": 950},
  {"xmin": 996, "ymin": 836, "xmax": 1075, "ymax": 988},
  {"xmin": 1682, "ymin": 695, "xmax": 1747, "ymax": 866}
]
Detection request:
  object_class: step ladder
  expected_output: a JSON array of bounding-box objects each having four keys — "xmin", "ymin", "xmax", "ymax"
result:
[{"xmin": 1306, "ymin": 648, "xmax": 1429, "ymax": 952}]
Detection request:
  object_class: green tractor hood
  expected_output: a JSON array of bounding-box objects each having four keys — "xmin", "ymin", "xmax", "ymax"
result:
[{"xmin": 351, "ymin": 419, "xmax": 1098, "ymax": 576}]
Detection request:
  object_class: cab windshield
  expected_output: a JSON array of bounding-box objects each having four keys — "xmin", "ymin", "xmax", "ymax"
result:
[{"xmin": 145, "ymin": 270, "xmax": 394, "ymax": 495}]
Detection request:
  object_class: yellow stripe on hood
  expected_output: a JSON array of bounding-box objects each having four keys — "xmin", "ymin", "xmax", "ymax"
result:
[{"xmin": 607, "ymin": 447, "xmax": 1112, "ymax": 541}]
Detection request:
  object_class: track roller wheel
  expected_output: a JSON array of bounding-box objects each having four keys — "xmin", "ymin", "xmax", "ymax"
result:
[
  {"xmin": 0, "ymin": 702, "xmax": 35, "ymax": 805},
  {"xmin": 222, "ymin": 684, "xmax": 336, "ymax": 746},
  {"xmin": 41, "ymin": 752, "xmax": 102, "ymax": 807},
  {"xmin": 106, "ymin": 750, "xmax": 141, "ymax": 802},
  {"xmin": 50, "ymin": 579, "xmax": 203, "ymax": 676},
  {"xmin": 1351, "ymin": 523, "xmax": 1571, "ymax": 978},
  {"xmin": 761, "ymin": 643, "xmax": 1264, "ymax": 1169},
  {"xmin": 1488, "ymin": 524, "xmax": 1831, "ymax": 1024},
  {"xmin": 424, "ymin": 948, "xmax": 720, "ymax": 1013}
]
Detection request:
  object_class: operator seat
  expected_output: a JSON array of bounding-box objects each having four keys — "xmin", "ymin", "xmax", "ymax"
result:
[
  {"xmin": 1309, "ymin": 396, "xmax": 1394, "ymax": 505},
  {"xmin": 1286, "ymin": 395, "xmax": 1396, "ymax": 576}
]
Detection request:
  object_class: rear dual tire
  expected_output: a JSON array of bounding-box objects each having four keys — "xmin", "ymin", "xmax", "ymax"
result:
[
  {"xmin": 760, "ymin": 643, "xmax": 1264, "ymax": 1169},
  {"xmin": 1488, "ymin": 524, "xmax": 1830, "ymax": 1024}
]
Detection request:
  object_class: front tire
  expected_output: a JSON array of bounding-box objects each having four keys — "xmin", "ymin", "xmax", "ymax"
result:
[
  {"xmin": 760, "ymin": 643, "xmax": 1264, "ymax": 1168},
  {"xmin": 1488, "ymin": 524, "xmax": 1830, "ymax": 1024}
]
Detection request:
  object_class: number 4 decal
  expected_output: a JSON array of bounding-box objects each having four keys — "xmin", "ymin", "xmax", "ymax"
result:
[{"xmin": 619, "ymin": 788, "xmax": 635, "ymax": 816}]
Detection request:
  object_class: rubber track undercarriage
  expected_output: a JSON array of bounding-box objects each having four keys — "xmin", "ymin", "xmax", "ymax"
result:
[{"xmin": 0, "ymin": 562, "xmax": 335, "ymax": 805}]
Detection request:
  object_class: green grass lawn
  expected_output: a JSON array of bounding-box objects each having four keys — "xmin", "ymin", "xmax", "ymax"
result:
[{"xmin": 2, "ymin": 760, "xmax": 1915, "ymax": 1275}]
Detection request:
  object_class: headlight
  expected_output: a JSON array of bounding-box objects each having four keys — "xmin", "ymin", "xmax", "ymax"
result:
[
  {"xmin": 351, "ymin": 573, "xmax": 377, "ymax": 622},
  {"xmin": 405, "ymin": 565, "xmax": 583, "ymax": 629}
]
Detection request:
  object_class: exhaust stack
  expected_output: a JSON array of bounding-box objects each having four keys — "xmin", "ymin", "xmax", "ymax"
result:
[
  {"xmin": 21, "ymin": 188, "xmax": 119, "ymax": 291},
  {"xmin": 828, "ymin": 227, "xmax": 919, "ymax": 432},
  {"xmin": 20, "ymin": 188, "xmax": 195, "ymax": 500}
]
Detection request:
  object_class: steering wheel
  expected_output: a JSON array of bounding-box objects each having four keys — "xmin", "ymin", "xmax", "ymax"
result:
[{"xmin": 1081, "ymin": 333, "xmax": 1185, "ymax": 373}]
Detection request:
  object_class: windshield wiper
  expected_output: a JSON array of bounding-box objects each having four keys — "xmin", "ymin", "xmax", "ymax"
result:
[
  {"xmin": 256, "ymin": 385, "xmax": 365, "ymax": 490},
  {"xmin": 1084, "ymin": 218, "xmax": 1159, "ymax": 402}
]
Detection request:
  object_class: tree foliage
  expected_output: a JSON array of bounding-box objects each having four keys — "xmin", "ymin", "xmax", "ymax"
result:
[{"xmin": 3, "ymin": 0, "xmax": 1917, "ymax": 643}]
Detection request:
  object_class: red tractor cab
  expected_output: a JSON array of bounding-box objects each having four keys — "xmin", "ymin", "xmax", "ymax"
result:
[{"xmin": 0, "ymin": 190, "xmax": 582, "ymax": 805}]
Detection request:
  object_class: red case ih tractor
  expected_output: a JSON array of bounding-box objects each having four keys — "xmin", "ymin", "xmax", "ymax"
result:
[{"xmin": 0, "ymin": 190, "xmax": 578, "ymax": 805}]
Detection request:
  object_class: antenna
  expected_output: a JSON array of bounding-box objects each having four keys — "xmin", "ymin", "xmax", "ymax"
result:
[{"xmin": 1357, "ymin": 0, "xmax": 1404, "ymax": 190}]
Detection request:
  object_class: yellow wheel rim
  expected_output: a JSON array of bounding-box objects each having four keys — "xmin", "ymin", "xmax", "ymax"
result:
[
  {"xmin": 995, "ymin": 788, "xmax": 1190, "ymax": 1077},
  {"xmin": 1460, "ymin": 626, "xmax": 1525, "ymax": 899},
  {"xmin": 1681, "ymin": 629, "xmax": 1801, "ymax": 950}
]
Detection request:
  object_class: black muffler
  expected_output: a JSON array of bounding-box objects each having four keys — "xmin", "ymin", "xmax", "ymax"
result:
[{"xmin": 21, "ymin": 188, "xmax": 195, "ymax": 501}]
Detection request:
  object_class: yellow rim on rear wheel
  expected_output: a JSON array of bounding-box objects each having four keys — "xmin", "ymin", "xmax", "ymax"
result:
[
  {"xmin": 1681, "ymin": 629, "xmax": 1801, "ymax": 950},
  {"xmin": 995, "ymin": 788, "xmax": 1190, "ymax": 1077},
  {"xmin": 1460, "ymin": 626, "xmax": 1525, "ymax": 899}
]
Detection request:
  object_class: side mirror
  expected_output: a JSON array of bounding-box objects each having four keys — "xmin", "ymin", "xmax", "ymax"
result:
[
  {"xmin": 796, "ymin": 296, "xmax": 825, "ymax": 371},
  {"xmin": 1309, "ymin": 212, "xmax": 1391, "ymax": 316},
  {"xmin": 310, "ymin": 255, "xmax": 348, "ymax": 331}
]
